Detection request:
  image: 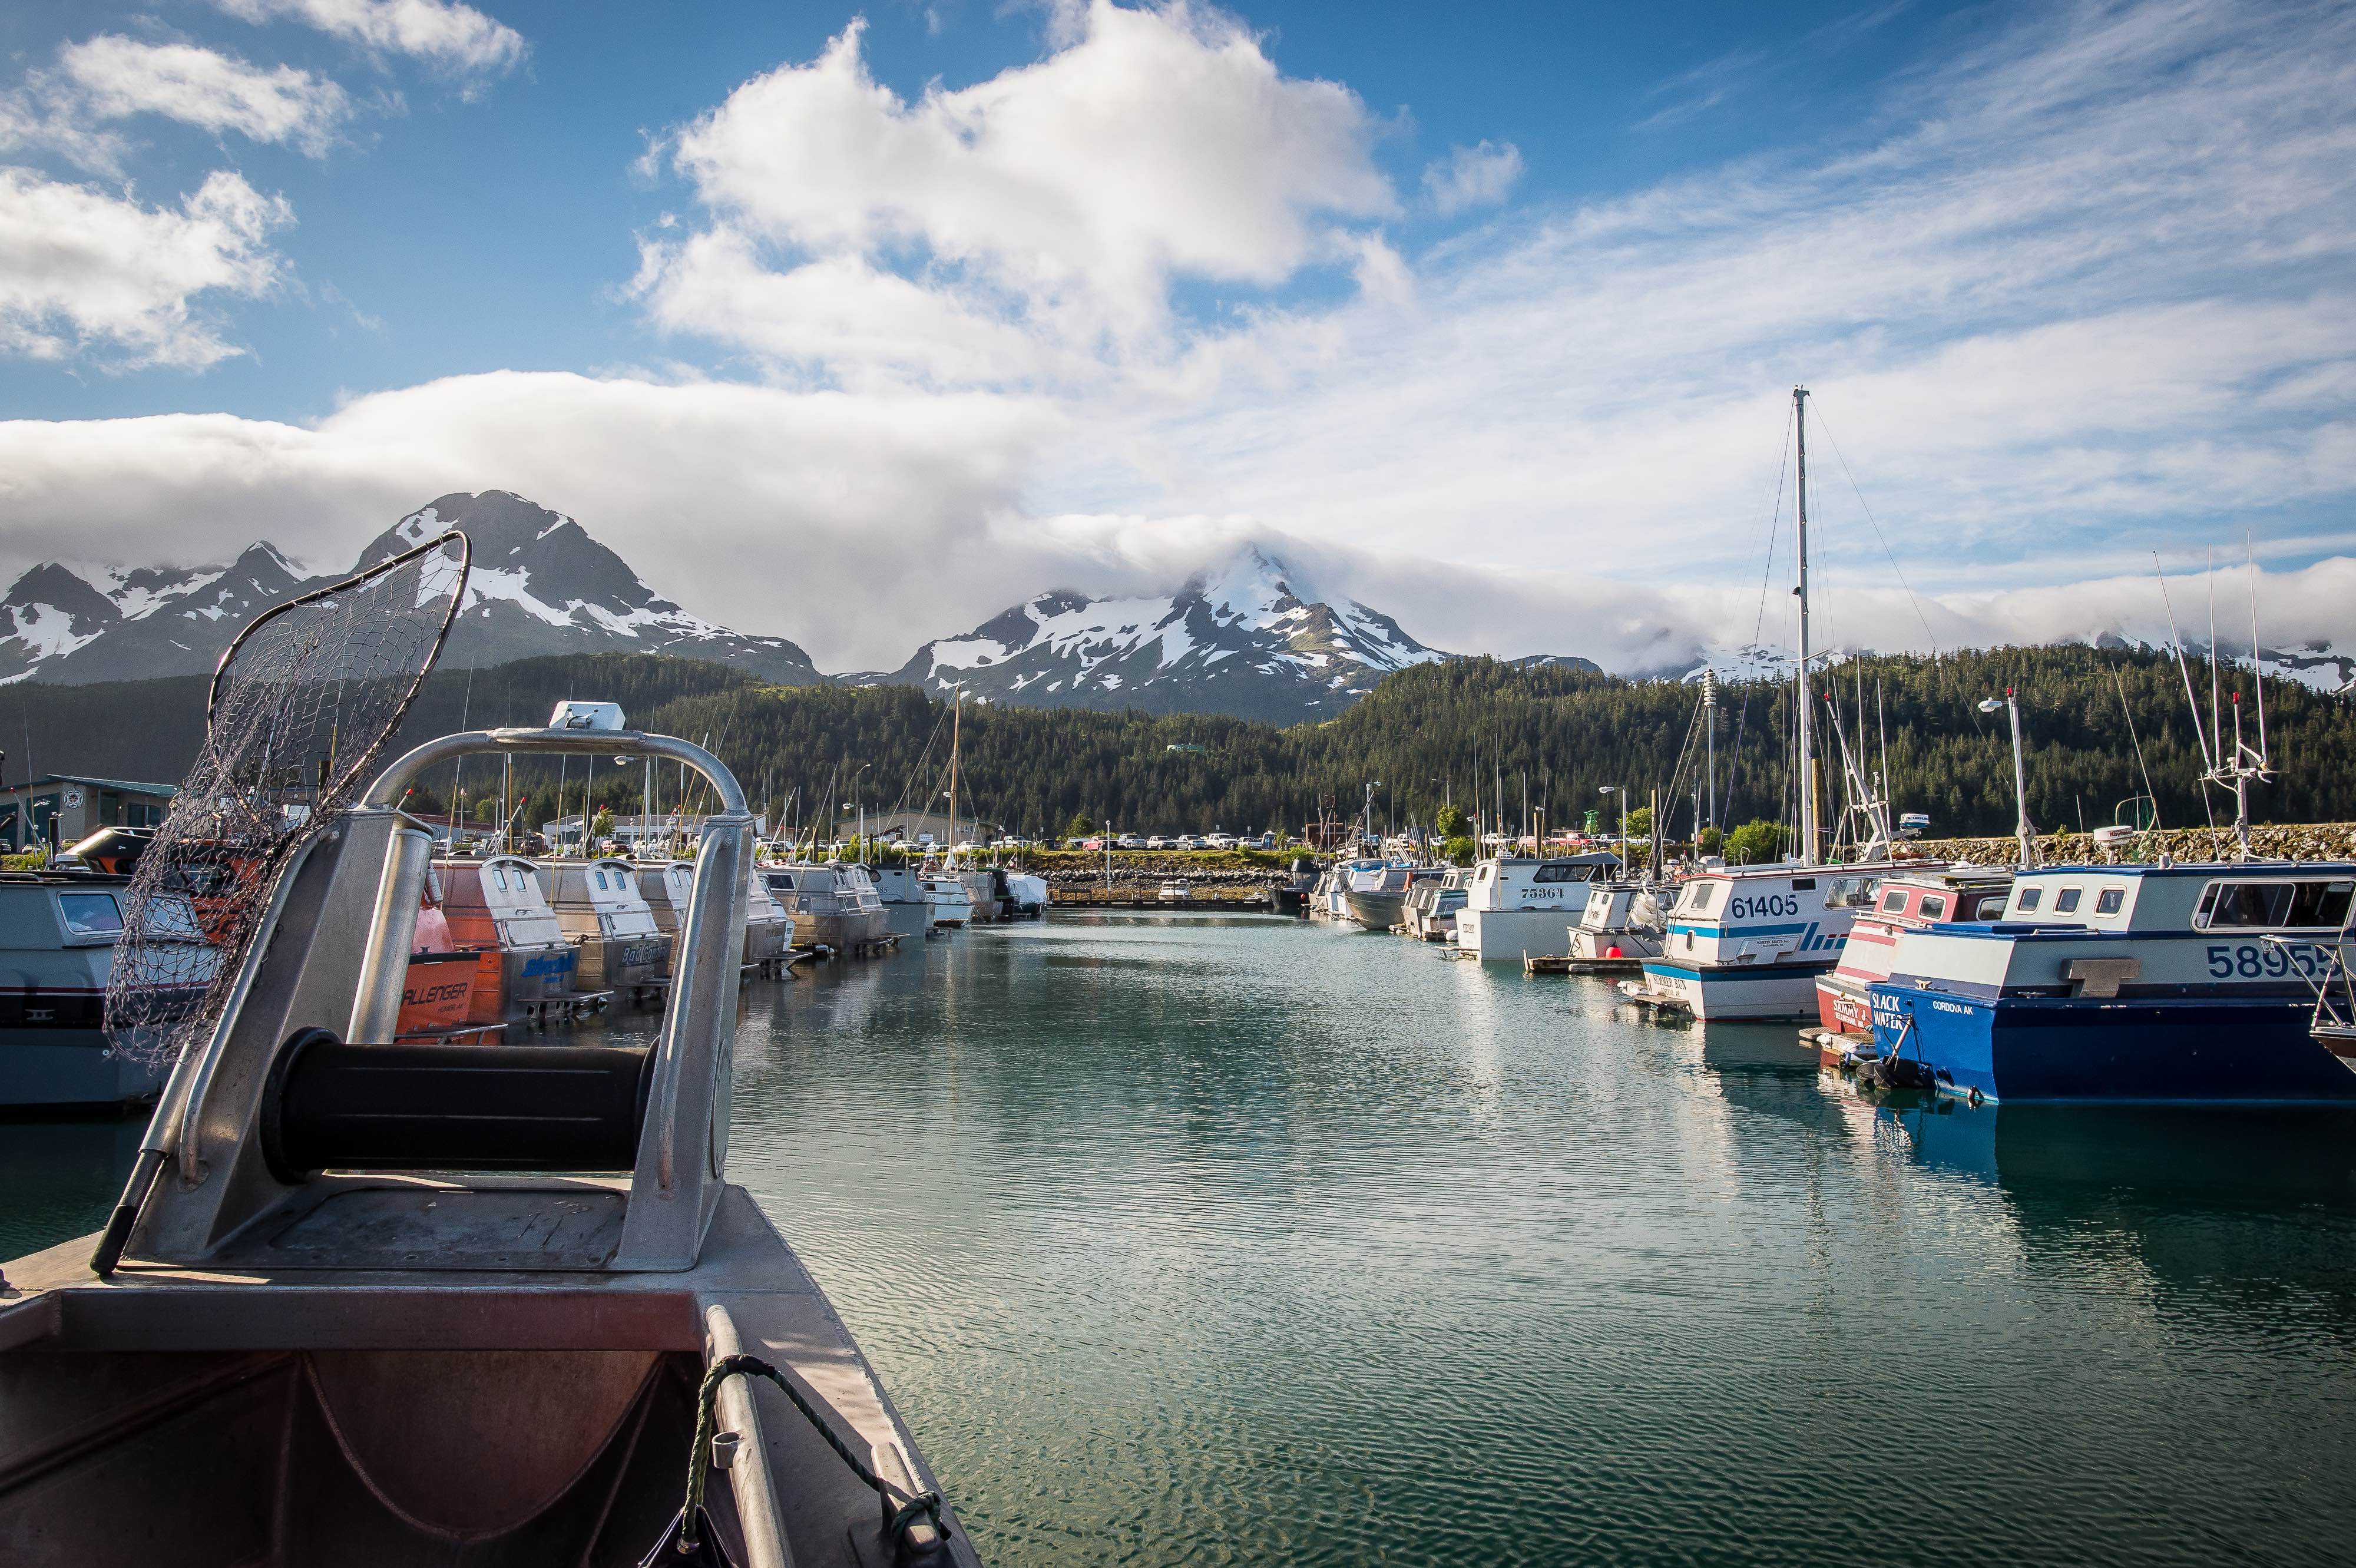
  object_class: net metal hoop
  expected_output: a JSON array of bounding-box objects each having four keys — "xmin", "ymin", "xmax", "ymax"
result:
[{"xmin": 105, "ymin": 529, "xmax": 472, "ymax": 1069}]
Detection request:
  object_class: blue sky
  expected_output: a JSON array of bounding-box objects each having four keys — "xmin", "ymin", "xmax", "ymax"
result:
[{"xmin": 2, "ymin": 0, "xmax": 2352, "ymax": 671}]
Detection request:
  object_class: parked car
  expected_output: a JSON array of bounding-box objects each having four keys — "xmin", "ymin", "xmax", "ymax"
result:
[
  {"xmin": 1146, "ymin": 835, "xmax": 1172, "ymax": 849},
  {"xmin": 1117, "ymin": 833, "xmax": 1146, "ymax": 849},
  {"xmin": 1172, "ymin": 835, "xmax": 1199, "ymax": 851},
  {"xmin": 1203, "ymin": 833, "xmax": 1235, "ymax": 850},
  {"xmin": 1080, "ymin": 836, "xmax": 1106, "ymax": 850}
]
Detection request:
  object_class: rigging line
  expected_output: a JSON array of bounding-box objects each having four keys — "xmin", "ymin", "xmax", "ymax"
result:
[
  {"xmin": 1809, "ymin": 403, "xmax": 1940, "ymax": 657},
  {"xmin": 2114, "ymin": 665, "xmax": 2160, "ymax": 831},
  {"xmin": 1751, "ymin": 399, "xmax": 1796, "ymax": 651}
]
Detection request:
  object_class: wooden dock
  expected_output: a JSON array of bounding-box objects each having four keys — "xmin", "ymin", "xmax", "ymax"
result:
[
  {"xmin": 1050, "ymin": 888, "xmax": 1275, "ymax": 911},
  {"xmin": 1523, "ymin": 953, "xmax": 1645, "ymax": 976}
]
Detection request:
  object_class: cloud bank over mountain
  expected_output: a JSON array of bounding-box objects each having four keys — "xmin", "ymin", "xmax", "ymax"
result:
[{"xmin": 0, "ymin": 1, "xmax": 2352, "ymax": 674}]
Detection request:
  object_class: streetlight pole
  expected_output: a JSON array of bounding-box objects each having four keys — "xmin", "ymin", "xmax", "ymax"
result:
[
  {"xmin": 1978, "ymin": 691, "xmax": 2034, "ymax": 869},
  {"xmin": 1599, "ymin": 785, "xmax": 1626, "ymax": 867}
]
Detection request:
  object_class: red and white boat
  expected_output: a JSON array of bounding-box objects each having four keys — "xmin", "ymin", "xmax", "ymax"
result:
[{"xmin": 1814, "ymin": 865, "xmax": 2013, "ymax": 1049}]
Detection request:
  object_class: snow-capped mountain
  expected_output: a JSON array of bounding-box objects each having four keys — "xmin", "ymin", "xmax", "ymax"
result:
[
  {"xmin": 0, "ymin": 491, "xmax": 823, "ymax": 687},
  {"xmin": 353, "ymin": 492, "xmax": 823, "ymax": 682},
  {"xmin": 852, "ymin": 545, "xmax": 1467, "ymax": 723}
]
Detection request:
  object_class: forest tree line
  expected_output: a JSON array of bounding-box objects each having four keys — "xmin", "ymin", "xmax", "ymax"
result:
[{"xmin": 8, "ymin": 645, "xmax": 2352, "ymax": 842}]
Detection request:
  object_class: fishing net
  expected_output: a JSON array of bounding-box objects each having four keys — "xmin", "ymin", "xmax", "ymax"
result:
[{"xmin": 104, "ymin": 531, "xmax": 471, "ymax": 1069}]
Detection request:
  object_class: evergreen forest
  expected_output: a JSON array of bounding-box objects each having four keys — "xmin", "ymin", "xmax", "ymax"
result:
[{"xmin": 8, "ymin": 644, "xmax": 2352, "ymax": 842}]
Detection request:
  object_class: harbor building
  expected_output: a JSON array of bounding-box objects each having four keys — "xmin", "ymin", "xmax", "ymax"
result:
[{"xmin": 0, "ymin": 774, "xmax": 176, "ymax": 853}]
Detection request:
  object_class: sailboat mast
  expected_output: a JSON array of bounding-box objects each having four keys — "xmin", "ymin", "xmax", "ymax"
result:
[
  {"xmin": 946, "ymin": 688, "xmax": 962, "ymax": 868},
  {"xmin": 1793, "ymin": 385, "xmax": 1818, "ymax": 867}
]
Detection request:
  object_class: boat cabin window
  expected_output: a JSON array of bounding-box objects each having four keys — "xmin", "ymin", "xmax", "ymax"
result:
[
  {"xmin": 2096, "ymin": 888, "xmax": 2125, "ymax": 915},
  {"xmin": 489, "ymin": 866, "xmax": 508, "ymax": 891},
  {"xmin": 2195, "ymin": 879, "xmax": 2356, "ymax": 931},
  {"xmin": 1533, "ymin": 864, "xmax": 1594, "ymax": 884},
  {"xmin": 58, "ymin": 892, "xmax": 124, "ymax": 935},
  {"xmin": 2054, "ymin": 888, "xmax": 2083, "ymax": 914},
  {"xmin": 1920, "ymin": 894, "xmax": 1949, "ymax": 921},
  {"xmin": 1879, "ymin": 889, "xmax": 1908, "ymax": 914},
  {"xmin": 1961, "ymin": 892, "xmax": 2008, "ymax": 921},
  {"xmin": 1824, "ymin": 876, "xmax": 1875, "ymax": 908},
  {"xmin": 1792, "ymin": 878, "xmax": 1816, "ymax": 891},
  {"xmin": 2016, "ymin": 888, "xmax": 2043, "ymax": 912},
  {"xmin": 1683, "ymin": 882, "xmax": 1718, "ymax": 912}
]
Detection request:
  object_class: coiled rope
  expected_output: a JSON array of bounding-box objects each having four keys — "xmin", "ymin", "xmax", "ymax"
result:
[{"xmin": 671, "ymin": 1352, "xmax": 948, "ymax": 1559}]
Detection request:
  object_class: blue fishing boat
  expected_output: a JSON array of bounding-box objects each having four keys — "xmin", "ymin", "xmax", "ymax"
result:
[{"xmin": 1867, "ymin": 863, "xmax": 2356, "ymax": 1103}]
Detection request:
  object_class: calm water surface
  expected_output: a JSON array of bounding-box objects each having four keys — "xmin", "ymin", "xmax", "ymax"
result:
[{"xmin": 9, "ymin": 911, "xmax": 2356, "ymax": 1566}]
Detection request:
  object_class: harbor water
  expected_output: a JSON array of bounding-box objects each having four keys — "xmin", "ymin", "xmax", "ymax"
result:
[{"xmin": 10, "ymin": 910, "xmax": 2356, "ymax": 1566}]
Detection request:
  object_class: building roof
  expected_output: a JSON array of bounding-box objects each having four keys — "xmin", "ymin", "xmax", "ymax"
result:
[{"xmin": 0, "ymin": 774, "xmax": 178, "ymax": 798}]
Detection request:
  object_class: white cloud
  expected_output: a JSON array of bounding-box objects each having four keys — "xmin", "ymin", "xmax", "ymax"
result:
[
  {"xmin": 637, "ymin": 1, "xmax": 1396, "ymax": 383},
  {"xmin": 58, "ymin": 37, "xmax": 352, "ymax": 156},
  {"xmin": 1048, "ymin": 0, "xmax": 2356, "ymax": 601},
  {"xmin": 0, "ymin": 167, "xmax": 291, "ymax": 368},
  {"xmin": 1421, "ymin": 140, "xmax": 1521, "ymax": 216},
  {"xmin": 0, "ymin": 36, "xmax": 352, "ymax": 174},
  {"xmin": 216, "ymin": 0, "xmax": 527, "ymax": 77},
  {"xmin": 0, "ymin": 372, "xmax": 1060, "ymax": 667}
]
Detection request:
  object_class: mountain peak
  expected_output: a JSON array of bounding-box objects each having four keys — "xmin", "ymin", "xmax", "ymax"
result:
[{"xmin": 1187, "ymin": 542, "xmax": 1305, "ymax": 617}]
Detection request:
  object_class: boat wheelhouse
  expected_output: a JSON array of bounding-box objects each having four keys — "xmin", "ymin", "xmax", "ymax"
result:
[
  {"xmin": 922, "ymin": 875, "xmax": 974, "ymax": 928},
  {"xmin": 742, "ymin": 855, "xmax": 793, "ymax": 970},
  {"xmin": 1454, "ymin": 854, "xmax": 1621, "ymax": 961},
  {"xmin": 762, "ymin": 862, "xmax": 889, "ymax": 953},
  {"xmin": 1634, "ymin": 862, "xmax": 1895, "ymax": 1020},
  {"xmin": 1868, "ymin": 864, "xmax": 2356, "ymax": 1103},
  {"xmin": 1569, "ymin": 881, "xmax": 1668, "ymax": 963},
  {"xmin": 1815, "ymin": 865, "xmax": 2010, "ymax": 1037},
  {"xmin": 545, "ymin": 857, "xmax": 674, "ymax": 1001},
  {"xmin": 631, "ymin": 859, "xmax": 696, "ymax": 969},
  {"xmin": 432, "ymin": 855, "xmax": 583, "ymax": 1021},
  {"xmin": 0, "ymin": 872, "xmax": 213, "ymax": 1108},
  {"xmin": 1404, "ymin": 866, "xmax": 1471, "ymax": 942}
]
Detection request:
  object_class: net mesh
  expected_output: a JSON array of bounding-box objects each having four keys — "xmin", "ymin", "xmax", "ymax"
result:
[{"xmin": 105, "ymin": 533, "xmax": 469, "ymax": 1069}]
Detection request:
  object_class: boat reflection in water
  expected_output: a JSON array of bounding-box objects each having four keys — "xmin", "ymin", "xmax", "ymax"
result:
[{"xmin": 1894, "ymin": 1096, "xmax": 2356, "ymax": 1304}]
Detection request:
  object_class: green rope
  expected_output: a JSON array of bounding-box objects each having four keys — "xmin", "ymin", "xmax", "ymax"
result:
[{"xmin": 679, "ymin": 1352, "xmax": 948, "ymax": 1556}]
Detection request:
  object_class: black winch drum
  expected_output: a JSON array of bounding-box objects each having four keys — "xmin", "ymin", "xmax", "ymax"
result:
[{"xmin": 260, "ymin": 1027, "xmax": 655, "ymax": 1182}]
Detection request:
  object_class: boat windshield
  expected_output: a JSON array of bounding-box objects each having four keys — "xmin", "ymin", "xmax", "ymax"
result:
[
  {"xmin": 2195, "ymin": 878, "xmax": 2355, "ymax": 931},
  {"xmin": 59, "ymin": 892, "xmax": 124, "ymax": 935}
]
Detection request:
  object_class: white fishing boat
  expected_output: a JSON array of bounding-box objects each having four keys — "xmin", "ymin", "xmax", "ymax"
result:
[
  {"xmin": 1634, "ymin": 863, "xmax": 1891, "ymax": 1019},
  {"xmin": 1625, "ymin": 388, "xmax": 1909, "ymax": 1021},
  {"xmin": 1453, "ymin": 854, "xmax": 1621, "ymax": 961},
  {"xmin": 1344, "ymin": 863, "xmax": 1439, "ymax": 932},
  {"xmin": 924, "ymin": 874, "xmax": 975, "ymax": 928}
]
